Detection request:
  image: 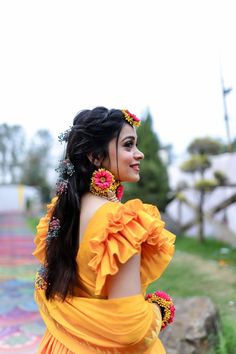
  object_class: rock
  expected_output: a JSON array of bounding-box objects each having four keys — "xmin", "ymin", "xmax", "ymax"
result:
[{"xmin": 159, "ymin": 297, "xmax": 219, "ymax": 354}]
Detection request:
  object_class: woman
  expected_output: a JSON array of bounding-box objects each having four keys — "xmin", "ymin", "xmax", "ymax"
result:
[{"xmin": 33, "ymin": 107, "xmax": 176, "ymax": 353}]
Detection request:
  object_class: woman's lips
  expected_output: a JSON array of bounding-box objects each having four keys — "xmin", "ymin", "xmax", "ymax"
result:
[{"xmin": 130, "ymin": 164, "xmax": 140, "ymax": 171}]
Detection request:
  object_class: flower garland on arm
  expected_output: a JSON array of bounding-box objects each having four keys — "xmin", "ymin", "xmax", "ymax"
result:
[{"xmin": 145, "ymin": 291, "xmax": 175, "ymax": 330}]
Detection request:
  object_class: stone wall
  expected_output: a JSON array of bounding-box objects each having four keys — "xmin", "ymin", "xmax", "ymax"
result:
[{"xmin": 160, "ymin": 297, "xmax": 219, "ymax": 354}]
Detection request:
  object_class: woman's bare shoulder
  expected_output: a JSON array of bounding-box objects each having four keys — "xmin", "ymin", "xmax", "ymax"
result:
[
  {"xmin": 81, "ymin": 193, "xmax": 109, "ymax": 214},
  {"xmin": 79, "ymin": 193, "xmax": 110, "ymax": 241}
]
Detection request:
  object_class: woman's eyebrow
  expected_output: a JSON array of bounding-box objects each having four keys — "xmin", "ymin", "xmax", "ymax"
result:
[{"xmin": 120, "ymin": 135, "xmax": 136, "ymax": 142}]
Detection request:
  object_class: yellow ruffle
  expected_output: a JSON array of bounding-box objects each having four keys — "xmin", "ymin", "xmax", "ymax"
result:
[
  {"xmin": 33, "ymin": 198, "xmax": 175, "ymax": 294},
  {"xmin": 88, "ymin": 199, "xmax": 176, "ymax": 296},
  {"xmin": 32, "ymin": 196, "xmax": 58, "ymax": 264}
]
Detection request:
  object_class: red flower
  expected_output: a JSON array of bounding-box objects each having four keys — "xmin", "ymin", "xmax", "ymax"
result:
[
  {"xmin": 125, "ymin": 110, "xmax": 140, "ymax": 123},
  {"xmin": 126, "ymin": 109, "xmax": 140, "ymax": 122},
  {"xmin": 154, "ymin": 291, "xmax": 172, "ymax": 301},
  {"xmin": 93, "ymin": 169, "xmax": 114, "ymax": 190},
  {"xmin": 116, "ymin": 185, "xmax": 124, "ymax": 201}
]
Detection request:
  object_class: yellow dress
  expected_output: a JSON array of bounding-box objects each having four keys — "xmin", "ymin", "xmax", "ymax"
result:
[{"xmin": 33, "ymin": 198, "xmax": 176, "ymax": 354}]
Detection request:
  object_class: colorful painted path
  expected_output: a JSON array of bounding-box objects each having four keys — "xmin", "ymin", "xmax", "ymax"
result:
[{"xmin": 0, "ymin": 212, "xmax": 45, "ymax": 354}]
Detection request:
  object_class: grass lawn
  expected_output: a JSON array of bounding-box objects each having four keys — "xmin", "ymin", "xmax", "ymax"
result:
[{"xmin": 148, "ymin": 236, "xmax": 236, "ymax": 354}]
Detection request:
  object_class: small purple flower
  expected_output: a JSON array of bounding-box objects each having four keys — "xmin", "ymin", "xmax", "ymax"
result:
[{"xmin": 47, "ymin": 217, "xmax": 60, "ymax": 239}]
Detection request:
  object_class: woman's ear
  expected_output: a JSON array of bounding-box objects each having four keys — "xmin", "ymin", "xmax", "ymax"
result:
[{"xmin": 87, "ymin": 153, "xmax": 101, "ymax": 167}]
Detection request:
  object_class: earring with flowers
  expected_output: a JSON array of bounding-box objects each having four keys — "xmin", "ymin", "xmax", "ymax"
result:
[{"xmin": 89, "ymin": 162, "xmax": 124, "ymax": 202}]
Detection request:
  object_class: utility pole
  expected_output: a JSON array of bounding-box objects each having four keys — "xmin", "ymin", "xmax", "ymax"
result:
[{"xmin": 221, "ymin": 76, "xmax": 233, "ymax": 152}]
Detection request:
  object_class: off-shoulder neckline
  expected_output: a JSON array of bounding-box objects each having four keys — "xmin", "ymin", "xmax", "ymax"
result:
[
  {"xmin": 78, "ymin": 198, "xmax": 144, "ymax": 248},
  {"xmin": 78, "ymin": 201, "xmax": 120, "ymax": 246}
]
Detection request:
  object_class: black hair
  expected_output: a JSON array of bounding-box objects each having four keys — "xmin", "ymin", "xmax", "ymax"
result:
[{"xmin": 45, "ymin": 107, "xmax": 126, "ymax": 300}]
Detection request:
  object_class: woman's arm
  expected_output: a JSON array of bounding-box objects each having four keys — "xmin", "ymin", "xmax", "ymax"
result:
[
  {"xmin": 107, "ymin": 253, "xmax": 141, "ymax": 299},
  {"xmin": 107, "ymin": 253, "xmax": 162, "ymax": 314},
  {"xmin": 106, "ymin": 253, "xmax": 163, "ymax": 347}
]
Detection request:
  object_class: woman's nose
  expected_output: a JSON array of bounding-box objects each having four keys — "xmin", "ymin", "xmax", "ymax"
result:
[{"xmin": 135, "ymin": 149, "xmax": 144, "ymax": 160}]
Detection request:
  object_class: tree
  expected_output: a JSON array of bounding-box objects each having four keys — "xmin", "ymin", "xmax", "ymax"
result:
[
  {"xmin": 20, "ymin": 129, "xmax": 53, "ymax": 203},
  {"xmin": 0, "ymin": 123, "xmax": 26, "ymax": 184},
  {"xmin": 123, "ymin": 110, "xmax": 169, "ymax": 211},
  {"xmin": 212, "ymin": 136, "xmax": 236, "ymax": 154},
  {"xmin": 181, "ymin": 155, "xmax": 211, "ymax": 177},
  {"xmin": 188, "ymin": 137, "xmax": 222, "ymax": 155},
  {"xmin": 8, "ymin": 125, "xmax": 26, "ymax": 183},
  {"xmin": 0, "ymin": 124, "xmax": 9, "ymax": 183},
  {"xmin": 180, "ymin": 137, "xmax": 223, "ymax": 242}
]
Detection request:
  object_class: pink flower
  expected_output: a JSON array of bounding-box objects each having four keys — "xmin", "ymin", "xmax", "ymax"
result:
[
  {"xmin": 145, "ymin": 290, "xmax": 175, "ymax": 330},
  {"xmin": 93, "ymin": 169, "xmax": 113, "ymax": 190},
  {"xmin": 169, "ymin": 305, "xmax": 175, "ymax": 322},
  {"xmin": 49, "ymin": 217, "xmax": 60, "ymax": 231},
  {"xmin": 155, "ymin": 291, "xmax": 171, "ymax": 301},
  {"xmin": 125, "ymin": 110, "xmax": 140, "ymax": 123},
  {"xmin": 116, "ymin": 185, "xmax": 124, "ymax": 201}
]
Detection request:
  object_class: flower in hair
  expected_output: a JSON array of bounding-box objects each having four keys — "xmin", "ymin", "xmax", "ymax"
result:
[
  {"xmin": 122, "ymin": 109, "xmax": 141, "ymax": 127},
  {"xmin": 55, "ymin": 159, "xmax": 75, "ymax": 177},
  {"xmin": 56, "ymin": 178, "xmax": 68, "ymax": 196},
  {"xmin": 47, "ymin": 217, "xmax": 60, "ymax": 239},
  {"xmin": 58, "ymin": 127, "xmax": 72, "ymax": 143},
  {"xmin": 35, "ymin": 265, "xmax": 48, "ymax": 290},
  {"xmin": 92, "ymin": 168, "xmax": 114, "ymax": 190},
  {"xmin": 55, "ymin": 159, "xmax": 75, "ymax": 195}
]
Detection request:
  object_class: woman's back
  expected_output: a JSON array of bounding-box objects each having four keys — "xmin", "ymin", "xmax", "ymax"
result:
[{"xmin": 79, "ymin": 193, "xmax": 109, "ymax": 245}]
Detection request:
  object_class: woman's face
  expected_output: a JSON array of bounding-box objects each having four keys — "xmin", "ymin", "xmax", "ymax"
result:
[{"xmin": 102, "ymin": 123, "xmax": 144, "ymax": 182}]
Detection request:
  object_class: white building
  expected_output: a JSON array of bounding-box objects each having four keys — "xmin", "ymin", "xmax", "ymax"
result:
[{"xmin": 0, "ymin": 184, "xmax": 41, "ymax": 213}]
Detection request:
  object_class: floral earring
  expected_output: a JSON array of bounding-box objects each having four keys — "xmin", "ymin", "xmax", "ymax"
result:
[{"xmin": 90, "ymin": 168, "xmax": 124, "ymax": 202}]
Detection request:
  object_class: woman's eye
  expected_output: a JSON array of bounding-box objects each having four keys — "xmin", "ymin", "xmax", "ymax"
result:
[{"xmin": 124, "ymin": 141, "xmax": 133, "ymax": 148}]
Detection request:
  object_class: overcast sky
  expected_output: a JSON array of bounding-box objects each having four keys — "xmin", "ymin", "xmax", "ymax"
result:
[{"xmin": 0, "ymin": 0, "xmax": 236, "ymax": 160}]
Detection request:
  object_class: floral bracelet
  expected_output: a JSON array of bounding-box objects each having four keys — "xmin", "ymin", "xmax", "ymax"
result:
[{"xmin": 145, "ymin": 290, "xmax": 175, "ymax": 330}]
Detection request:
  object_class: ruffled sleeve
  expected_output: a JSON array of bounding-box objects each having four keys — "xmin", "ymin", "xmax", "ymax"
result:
[
  {"xmin": 88, "ymin": 199, "xmax": 176, "ymax": 296},
  {"xmin": 32, "ymin": 196, "xmax": 58, "ymax": 264}
]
